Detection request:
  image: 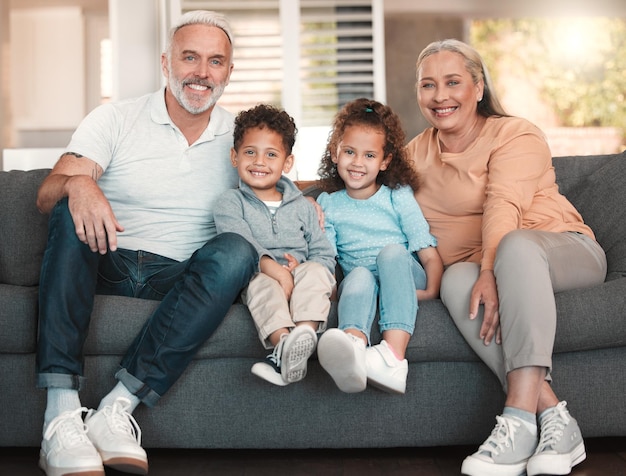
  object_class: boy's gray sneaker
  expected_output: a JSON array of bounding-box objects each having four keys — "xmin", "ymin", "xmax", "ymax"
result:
[
  {"xmin": 251, "ymin": 326, "xmax": 317, "ymax": 386},
  {"xmin": 461, "ymin": 414, "xmax": 538, "ymax": 476},
  {"xmin": 251, "ymin": 334, "xmax": 289, "ymax": 386},
  {"xmin": 281, "ymin": 325, "xmax": 318, "ymax": 383},
  {"xmin": 527, "ymin": 401, "xmax": 586, "ymax": 476}
]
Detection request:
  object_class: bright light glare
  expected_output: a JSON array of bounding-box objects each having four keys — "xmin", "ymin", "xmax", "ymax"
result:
[{"xmin": 550, "ymin": 18, "xmax": 610, "ymax": 67}]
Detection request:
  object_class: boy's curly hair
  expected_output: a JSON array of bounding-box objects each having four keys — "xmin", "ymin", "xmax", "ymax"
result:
[
  {"xmin": 317, "ymin": 98, "xmax": 420, "ymax": 193},
  {"xmin": 233, "ymin": 104, "xmax": 297, "ymax": 155}
]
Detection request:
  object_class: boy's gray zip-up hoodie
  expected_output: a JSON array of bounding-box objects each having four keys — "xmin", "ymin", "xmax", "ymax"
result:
[{"xmin": 214, "ymin": 176, "xmax": 336, "ymax": 274}]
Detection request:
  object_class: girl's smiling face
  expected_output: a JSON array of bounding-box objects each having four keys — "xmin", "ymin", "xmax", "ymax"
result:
[
  {"xmin": 333, "ymin": 125, "xmax": 391, "ymax": 200},
  {"xmin": 416, "ymin": 50, "xmax": 484, "ymax": 136}
]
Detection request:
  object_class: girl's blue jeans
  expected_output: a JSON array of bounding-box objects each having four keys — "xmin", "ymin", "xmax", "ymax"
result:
[
  {"xmin": 337, "ymin": 244, "xmax": 427, "ymax": 343},
  {"xmin": 36, "ymin": 198, "xmax": 257, "ymax": 407}
]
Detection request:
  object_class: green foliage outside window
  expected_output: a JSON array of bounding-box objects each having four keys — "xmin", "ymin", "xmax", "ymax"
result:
[{"xmin": 471, "ymin": 18, "xmax": 626, "ymax": 135}]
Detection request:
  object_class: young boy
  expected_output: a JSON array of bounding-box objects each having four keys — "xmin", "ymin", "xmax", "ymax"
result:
[{"xmin": 214, "ymin": 104, "xmax": 336, "ymax": 386}]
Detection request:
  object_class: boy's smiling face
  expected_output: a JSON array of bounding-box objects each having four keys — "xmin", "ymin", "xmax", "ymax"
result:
[{"xmin": 231, "ymin": 126, "xmax": 294, "ymax": 201}]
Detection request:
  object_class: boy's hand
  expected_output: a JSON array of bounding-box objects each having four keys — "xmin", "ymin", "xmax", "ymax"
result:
[{"xmin": 283, "ymin": 253, "xmax": 299, "ymax": 272}]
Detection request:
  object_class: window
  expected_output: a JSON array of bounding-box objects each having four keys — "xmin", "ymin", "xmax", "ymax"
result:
[
  {"xmin": 177, "ymin": 0, "xmax": 385, "ymax": 179},
  {"xmin": 100, "ymin": 38, "xmax": 113, "ymax": 102}
]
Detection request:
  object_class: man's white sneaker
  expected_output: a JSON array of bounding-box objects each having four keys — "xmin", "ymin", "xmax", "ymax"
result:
[
  {"xmin": 461, "ymin": 414, "xmax": 538, "ymax": 476},
  {"xmin": 317, "ymin": 328, "xmax": 367, "ymax": 393},
  {"xmin": 527, "ymin": 401, "xmax": 586, "ymax": 476},
  {"xmin": 365, "ymin": 340, "xmax": 408, "ymax": 394},
  {"xmin": 85, "ymin": 397, "xmax": 148, "ymax": 475},
  {"xmin": 39, "ymin": 407, "xmax": 104, "ymax": 476}
]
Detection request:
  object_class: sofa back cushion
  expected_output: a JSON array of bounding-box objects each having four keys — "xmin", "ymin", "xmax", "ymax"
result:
[
  {"xmin": 0, "ymin": 169, "xmax": 50, "ymax": 286},
  {"xmin": 0, "ymin": 154, "xmax": 624, "ymax": 286},
  {"xmin": 553, "ymin": 152, "xmax": 626, "ymax": 281}
]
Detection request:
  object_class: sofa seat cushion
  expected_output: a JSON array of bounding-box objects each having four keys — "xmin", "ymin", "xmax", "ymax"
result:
[
  {"xmin": 81, "ymin": 297, "xmax": 480, "ymax": 362},
  {"xmin": 75, "ymin": 289, "xmax": 626, "ymax": 363}
]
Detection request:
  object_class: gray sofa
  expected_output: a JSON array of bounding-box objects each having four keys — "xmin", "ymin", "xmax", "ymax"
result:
[{"xmin": 1, "ymin": 152, "xmax": 625, "ymax": 449}]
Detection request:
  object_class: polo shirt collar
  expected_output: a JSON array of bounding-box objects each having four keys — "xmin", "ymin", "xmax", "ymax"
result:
[{"xmin": 150, "ymin": 86, "xmax": 232, "ymax": 142}]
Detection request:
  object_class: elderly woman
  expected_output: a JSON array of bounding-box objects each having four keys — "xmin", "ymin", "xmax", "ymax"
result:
[{"xmin": 406, "ymin": 39, "xmax": 607, "ymax": 476}]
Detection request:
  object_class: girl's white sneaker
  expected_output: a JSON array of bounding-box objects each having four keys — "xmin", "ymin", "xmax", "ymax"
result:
[
  {"xmin": 365, "ymin": 340, "xmax": 408, "ymax": 394},
  {"xmin": 317, "ymin": 329, "xmax": 367, "ymax": 393}
]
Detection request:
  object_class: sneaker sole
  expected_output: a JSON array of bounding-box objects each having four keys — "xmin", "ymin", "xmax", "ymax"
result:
[
  {"xmin": 281, "ymin": 327, "xmax": 317, "ymax": 383},
  {"xmin": 461, "ymin": 454, "xmax": 527, "ymax": 476},
  {"xmin": 526, "ymin": 441, "xmax": 586, "ymax": 476},
  {"xmin": 101, "ymin": 455, "xmax": 148, "ymax": 475},
  {"xmin": 318, "ymin": 330, "xmax": 366, "ymax": 393},
  {"xmin": 367, "ymin": 375, "xmax": 406, "ymax": 394},
  {"xmin": 39, "ymin": 450, "xmax": 105, "ymax": 476}
]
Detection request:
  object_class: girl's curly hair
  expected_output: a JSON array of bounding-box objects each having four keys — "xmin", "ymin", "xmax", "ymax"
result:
[
  {"xmin": 233, "ymin": 104, "xmax": 297, "ymax": 155},
  {"xmin": 317, "ymin": 98, "xmax": 420, "ymax": 193}
]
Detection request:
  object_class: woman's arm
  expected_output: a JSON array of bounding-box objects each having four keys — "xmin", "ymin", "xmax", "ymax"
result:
[{"xmin": 481, "ymin": 125, "xmax": 552, "ymax": 270}]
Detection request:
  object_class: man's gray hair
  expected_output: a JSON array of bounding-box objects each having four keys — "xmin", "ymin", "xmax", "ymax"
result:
[{"xmin": 165, "ymin": 10, "xmax": 234, "ymax": 56}]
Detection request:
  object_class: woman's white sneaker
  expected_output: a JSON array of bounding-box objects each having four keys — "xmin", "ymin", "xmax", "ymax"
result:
[{"xmin": 39, "ymin": 407, "xmax": 104, "ymax": 476}]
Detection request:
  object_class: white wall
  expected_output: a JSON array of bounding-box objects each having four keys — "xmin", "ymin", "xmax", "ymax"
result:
[
  {"xmin": 0, "ymin": 1, "xmax": 9, "ymax": 155},
  {"xmin": 10, "ymin": 7, "xmax": 85, "ymax": 135},
  {"xmin": 108, "ymin": 0, "xmax": 163, "ymax": 101}
]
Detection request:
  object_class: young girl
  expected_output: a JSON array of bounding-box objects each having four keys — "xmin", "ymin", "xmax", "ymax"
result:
[{"xmin": 316, "ymin": 98, "xmax": 443, "ymax": 394}]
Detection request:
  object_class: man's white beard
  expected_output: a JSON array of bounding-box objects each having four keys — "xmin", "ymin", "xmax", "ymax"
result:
[{"xmin": 169, "ymin": 75, "xmax": 226, "ymax": 115}]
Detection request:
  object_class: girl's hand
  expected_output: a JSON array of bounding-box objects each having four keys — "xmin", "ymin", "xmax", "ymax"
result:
[
  {"xmin": 469, "ymin": 269, "xmax": 501, "ymax": 345},
  {"xmin": 306, "ymin": 196, "xmax": 325, "ymax": 229}
]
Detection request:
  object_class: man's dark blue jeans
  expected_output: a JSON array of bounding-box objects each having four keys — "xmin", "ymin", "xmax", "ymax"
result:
[{"xmin": 36, "ymin": 198, "xmax": 257, "ymax": 407}]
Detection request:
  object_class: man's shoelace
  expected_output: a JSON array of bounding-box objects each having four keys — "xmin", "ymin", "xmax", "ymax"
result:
[
  {"xmin": 44, "ymin": 407, "xmax": 90, "ymax": 448},
  {"xmin": 478, "ymin": 415, "xmax": 522, "ymax": 457},
  {"xmin": 102, "ymin": 399, "xmax": 142, "ymax": 444},
  {"xmin": 536, "ymin": 402, "xmax": 570, "ymax": 452}
]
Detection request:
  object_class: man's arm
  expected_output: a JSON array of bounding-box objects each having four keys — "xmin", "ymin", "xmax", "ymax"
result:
[
  {"xmin": 37, "ymin": 152, "xmax": 123, "ymax": 254},
  {"xmin": 37, "ymin": 153, "xmax": 100, "ymax": 212}
]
